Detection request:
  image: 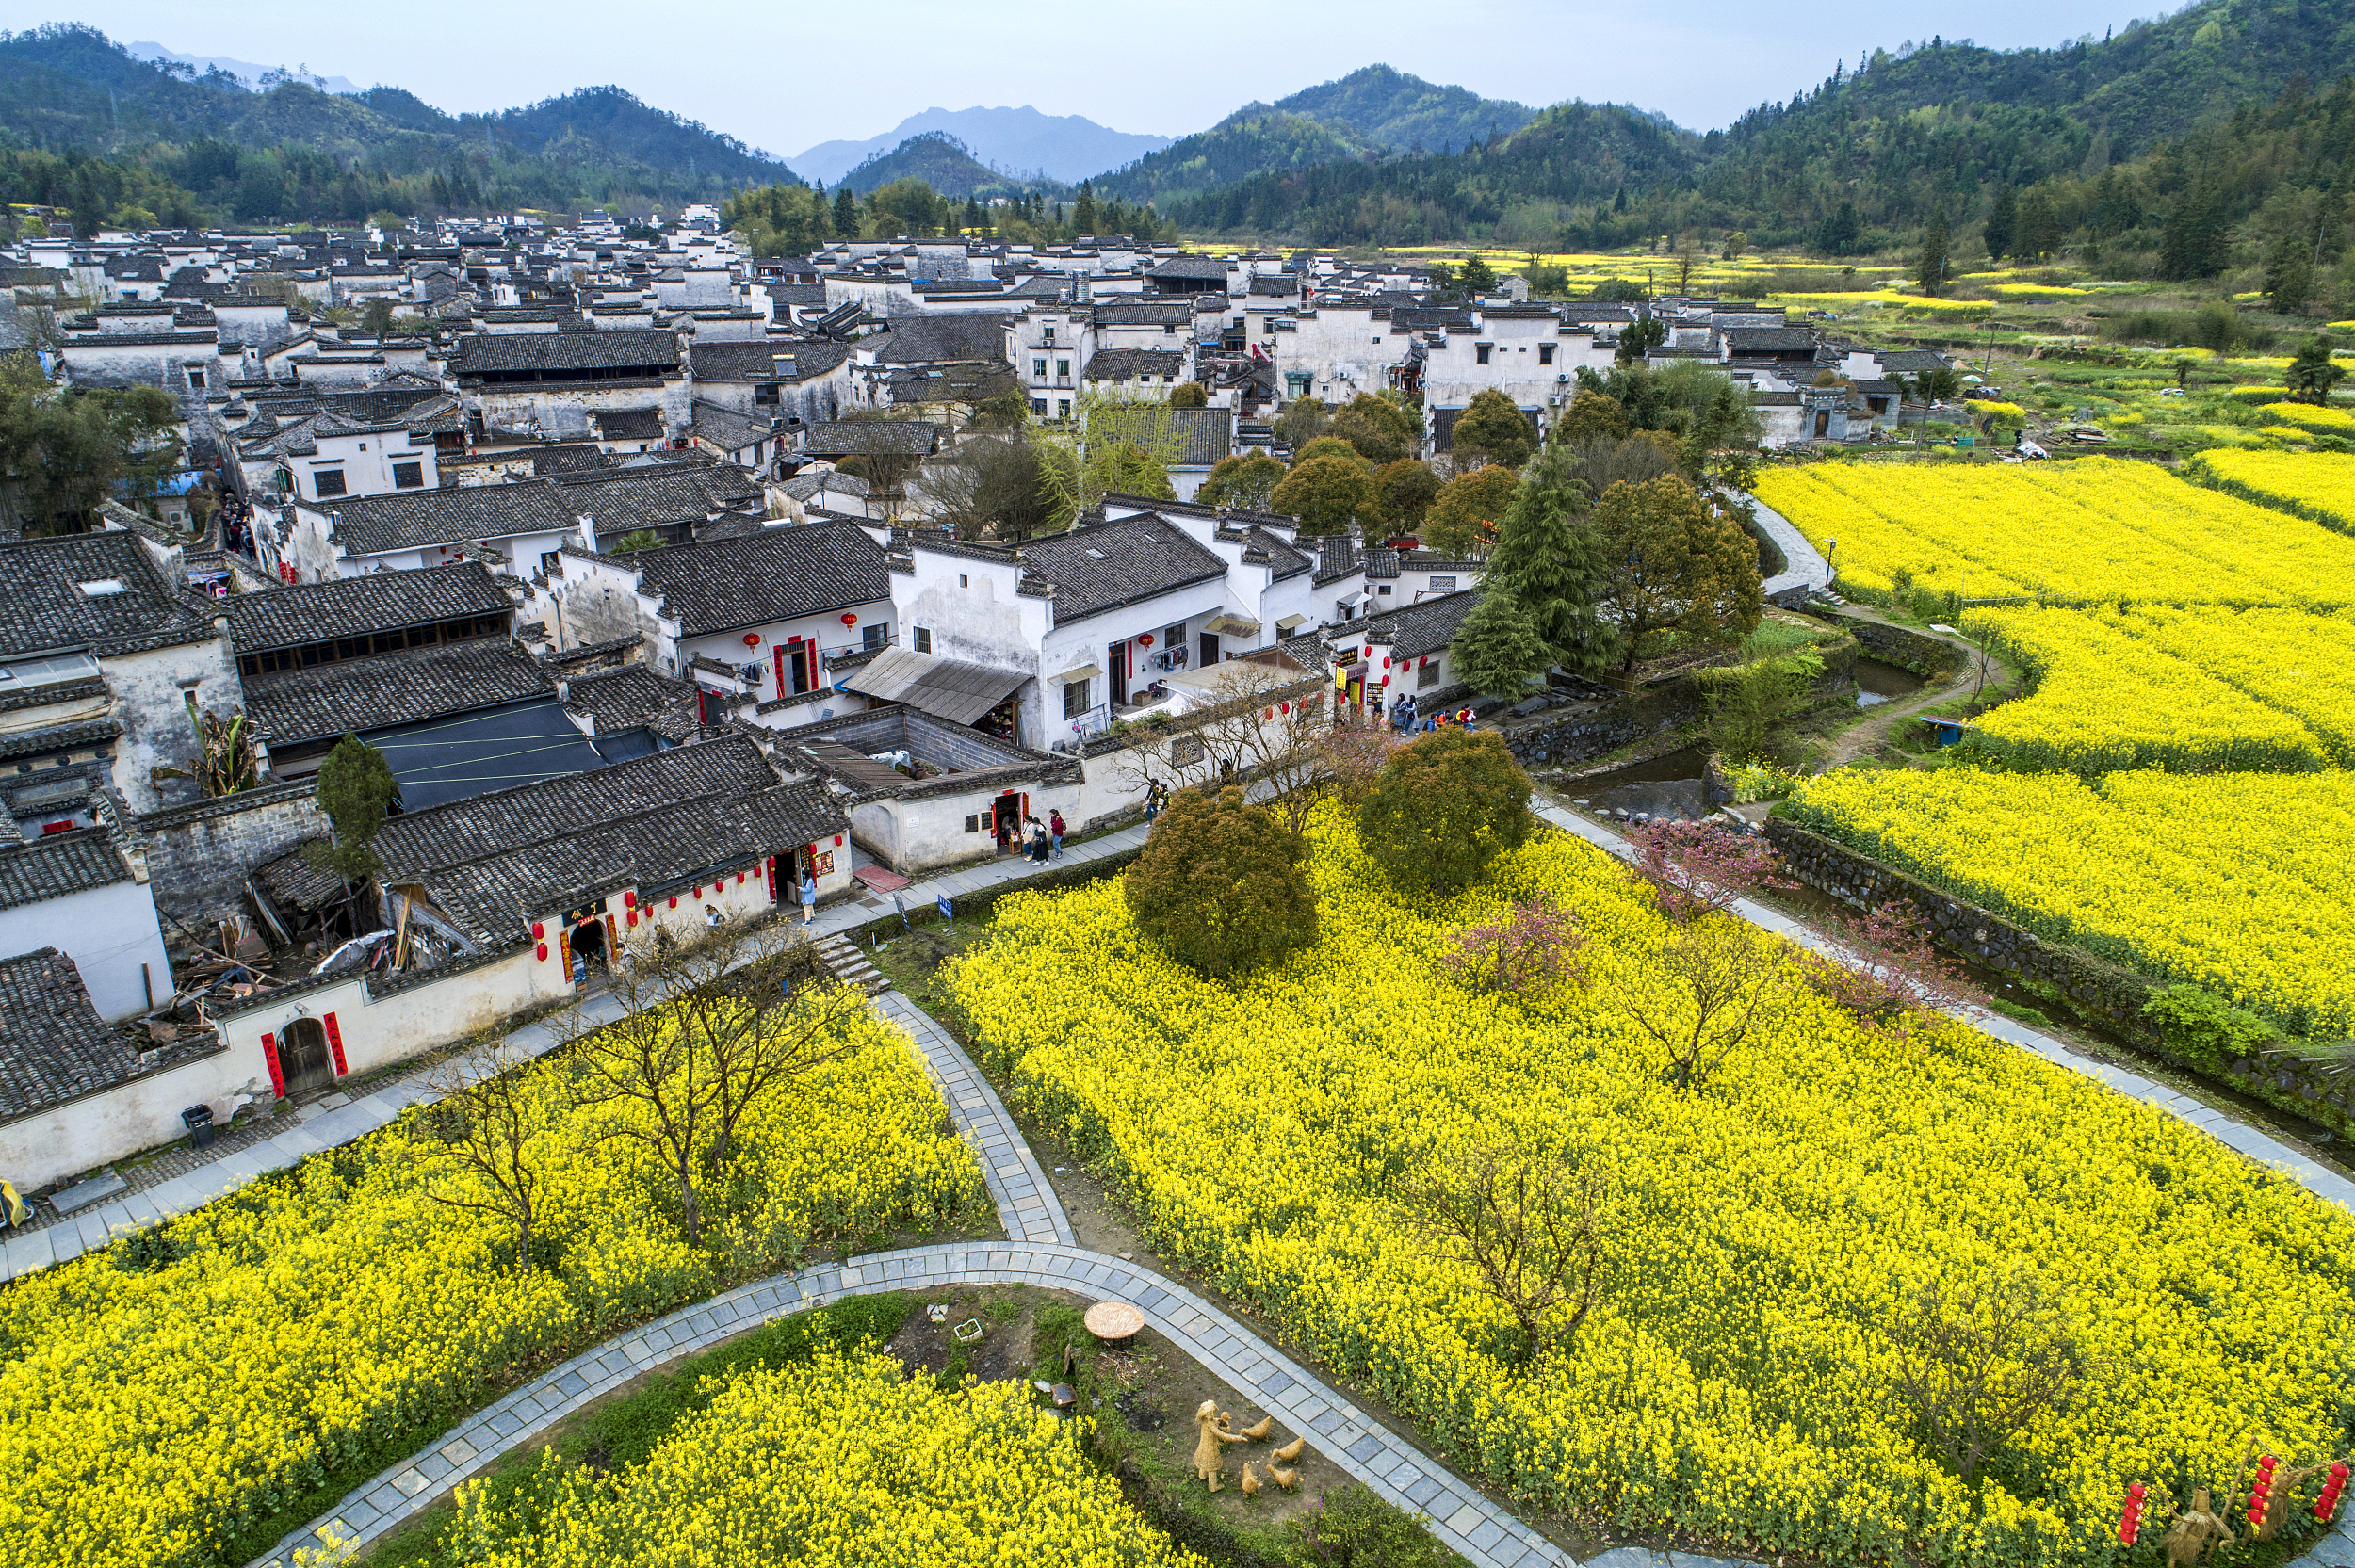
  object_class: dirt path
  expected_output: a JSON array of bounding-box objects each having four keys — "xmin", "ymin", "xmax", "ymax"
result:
[{"xmin": 1814, "ymin": 608, "xmax": 1986, "ymax": 770}]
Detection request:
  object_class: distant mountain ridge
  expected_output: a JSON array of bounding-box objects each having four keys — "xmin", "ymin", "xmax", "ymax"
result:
[
  {"xmin": 836, "ymin": 132, "xmax": 1064, "ymax": 198},
  {"xmin": 1093, "ymin": 65, "xmax": 1545, "ymax": 203},
  {"xmin": 795, "ymin": 105, "xmax": 1169, "ymax": 186},
  {"xmin": 126, "ymin": 42, "xmax": 364, "ymax": 97}
]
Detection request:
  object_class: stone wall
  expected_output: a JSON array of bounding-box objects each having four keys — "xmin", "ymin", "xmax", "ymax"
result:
[
  {"xmin": 1807, "ymin": 612, "xmax": 1957, "ymax": 677},
  {"xmin": 1766, "ymin": 819, "xmax": 2353, "ymax": 1136},
  {"xmin": 1499, "ymin": 675, "xmax": 1703, "ymax": 770},
  {"xmin": 134, "ymin": 782, "xmax": 329, "ymax": 928}
]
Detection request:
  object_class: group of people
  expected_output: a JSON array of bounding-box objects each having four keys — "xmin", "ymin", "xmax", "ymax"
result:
[
  {"xmin": 1019, "ymin": 809, "xmax": 1066, "ymax": 863},
  {"xmin": 1382, "ymin": 695, "xmax": 1477, "ymax": 736}
]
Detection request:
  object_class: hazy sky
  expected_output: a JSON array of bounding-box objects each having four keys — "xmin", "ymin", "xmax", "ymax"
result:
[{"xmin": 45, "ymin": 0, "xmax": 2176, "ymax": 158}]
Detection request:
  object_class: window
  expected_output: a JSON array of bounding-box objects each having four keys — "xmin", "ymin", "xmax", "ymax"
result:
[
  {"xmin": 1377, "ymin": 585, "xmax": 1392, "ymax": 596},
  {"xmin": 313, "ymin": 468, "xmax": 348, "ymax": 498},
  {"xmin": 1430, "ymin": 575, "xmax": 1457, "ymax": 592},
  {"xmin": 1063, "ymin": 678, "xmax": 1091, "ymax": 719},
  {"xmin": 966, "ymin": 815, "xmax": 983, "ymax": 833},
  {"xmin": 1055, "ymin": 357, "xmax": 1070, "ymax": 380},
  {"xmin": 863, "ymin": 622, "xmax": 888, "ymax": 651},
  {"xmin": 1285, "ymin": 372, "xmax": 1311, "ymax": 398},
  {"xmin": 1475, "ymin": 344, "xmax": 1492, "ymax": 365},
  {"xmin": 1163, "ymin": 322, "xmax": 1178, "ymax": 334},
  {"xmin": 1539, "ymin": 343, "xmax": 1555, "ymax": 365},
  {"xmin": 1032, "ymin": 357, "xmax": 1048, "ymax": 380},
  {"xmin": 1169, "ymin": 733, "xmax": 1204, "ymax": 766},
  {"xmin": 959, "ymin": 574, "xmax": 969, "ymax": 588},
  {"xmin": 1044, "ymin": 326, "xmax": 1056, "ymax": 346},
  {"xmin": 914, "ymin": 626, "xmax": 933, "ymax": 654},
  {"xmin": 392, "ymin": 461, "xmax": 424, "ymax": 489},
  {"xmin": 1057, "ymin": 398, "xmax": 1071, "ymax": 421},
  {"xmin": 754, "ymin": 383, "xmax": 779, "ymax": 405},
  {"xmin": 1419, "ymin": 659, "xmax": 1440, "ymax": 689},
  {"xmin": 1337, "ymin": 600, "xmax": 1356, "ymax": 622},
  {"xmin": 541, "ymin": 551, "xmax": 563, "ymax": 577},
  {"xmin": 187, "ymin": 367, "xmax": 205, "ymax": 389},
  {"xmin": 1031, "ymin": 398, "xmax": 1048, "ymax": 416}
]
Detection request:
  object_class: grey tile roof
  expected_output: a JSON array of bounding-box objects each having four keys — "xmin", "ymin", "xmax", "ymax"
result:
[
  {"xmin": 372, "ymin": 734, "xmax": 840, "ymax": 946},
  {"xmin": 0, "ymin": 948, "xmax": 137, "ymax": 1122},
  {"xmin": 1016, "ymin": 514, "xmax": 1227, "ymax": 623},
  {"xmin": 562, "ymin": 665, "xmax": 701, "ymax": 745},
  {"xmin": 223, "ymin": 562, "xmax": 513, "ymax": 655},
  {"xmin": 799, "ymin": 421, "xmax": 940, "ymax": 459},
  {"xmin": 689, "ymin": 400, "xmax": 773, "ymax": 452},
  {"xmin": 320, "ymin": 484, "xmax": 577, "ymax": 558},
  {"xmin": 243, "ymin": 639, "xmax": 553, "ymax": 745},
  {"xmin": 556, "ymin": 463, "xmax": 766, "ymax": 534},
  {"xmin": 593, "ymin": 409, "xmax": 665, "ymax": 442},
  {"xmin": 451, "ymin": 329, "xmax": 681, "ymax": 377},
  {"xmin": 1171, "ymin": 406, "xmax": 1234, "ymax": 467},
  {"xmin": 1081, "ymin": 348, "xmax": 1185, "ymax": 382},
  {"xmin": 1876, "ymin": 348, "xmax": 1956, "ymax": 373},
  {"xmin": 1312, "ymin": 534, "xmax": 1364, "ymax": 586},
  {"xmin": 0, "ymin": 719, "xmax": 120, "ymax": 764},
  {"xmin": 862, "ymin": 314, "xmax": 1014, "ymax": 365},
  {"xmin": 0, "ymin": 828, "xmax": 132, "ymax": 911},
  {"xmin": 1089, "ymin": 302, "xmax": 1194, "ymax": 327},
  {"xmin": 1358, "ymin": 588, "xmax": 1477, "ymax": 660},
  {"xmin": 1723, "ymin": 326, "xmax": 1820, "ymax": 353},
  {"xmin": 688, "ymin": 339, "xmax": 854, "ymax": 382},
  {"xmin": 1148, "ymin": 257, "xmax": 1229, "ymax": 281},
  {"xmin": 0, "ymin": 533, "xmax": 218, "ymax": 659},
  {"xmin": 629, "ymin": 522, "xmax": 889, "ymax": 638}
]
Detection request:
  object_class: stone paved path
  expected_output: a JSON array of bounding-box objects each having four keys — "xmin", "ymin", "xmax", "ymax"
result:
[
  {"xmin": 1749, "ymin": 495, "xmax": 1830, "ymax": 598},
  {"xmin": 1536, "ymin": 802, "xmax": 2355, "ymax": 1216}
]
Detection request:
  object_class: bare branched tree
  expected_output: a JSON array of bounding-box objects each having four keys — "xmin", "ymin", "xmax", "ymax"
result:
[
  {"xmin": 1890, "ymin": 1269, "xmax": 2086, "ymax": 1484},
  {"xmin": 558, "ymin": 920, "xmax": 861, "ymax": 1243},
  {"xmin": 1405, "ymin": 1143, "xmax": 1606, "ymax": 1365},
  {"xmin": 1616, "ymin": 920, "xmax": 1785, "ymax": 1089},
  {"xmin": 1105, "ymin": 656, "xmax": 1336, "ymax": 834},
  {"xmin": 411, "ymin": 1034, "xmax": 555, "ymax": 1272}
]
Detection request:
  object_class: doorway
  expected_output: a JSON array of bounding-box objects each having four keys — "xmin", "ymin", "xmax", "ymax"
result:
[
  {"xmin": 1106, "ymin": 641, "xmax": 1128, "ymax": 706},
  {"xmin": 571, "ymin": 918, "xmax": 606, "ymax": 981},
  {"xmin": 279, "ymin": 1017, "xmax": 336, "ymax": 1095},
  {"xmin": 776, "ymin": 639, "xmax": 814, "ymax": 695},
  {"xmin": 1200, "ymin": 633, "xmax": 1220, "ymax": 668},
  {"xmin": 993, "ymin": 790, "xmax": 1026, "ymax": 854}
]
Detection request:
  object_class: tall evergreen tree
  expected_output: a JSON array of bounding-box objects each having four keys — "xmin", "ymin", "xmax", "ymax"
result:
[
  {"xmin": 832, "ymin": 184, "xmax": 859, "ymax": 238},
  {"xmin": 1074, "ymin": 180, "xmax": 1097, "ymax": 234},
  {"xmin": 1482, "ymin": 445, "xmax": 1613, "ymax": 677},
  {"xmin": 1449, "ymin": 585, "xmax": 1550, "ymax": 697},
  {"xmin": 1916, "ymin": 213, "xmax": 1951, "ymax": 295},
  {"xmin": 1982, "ymin": 186, "xmax": 2018, "ymax": 261}
]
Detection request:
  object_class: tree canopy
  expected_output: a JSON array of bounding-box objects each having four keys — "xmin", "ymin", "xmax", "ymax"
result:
[
  {"xmin": 1451, "ymin": 390, "xmax": 1536, "ymax": 471},
  {"xmin": 1269, "ymin": 454, "xmax": 1374, "ymax": 535},
  {"xmin": 1125, "ymin": 786, "xmax": 1319, "ymax": 978},
  {"xmin": 1589, "ymin": 475, "xmax": 1763, "ymax": 674},
  {"xmin": 1356, "ymin": 728, "xmax": 1535, "ymax": 899}
]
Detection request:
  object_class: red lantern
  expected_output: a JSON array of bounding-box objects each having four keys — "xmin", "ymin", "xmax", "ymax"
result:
[
  {"xmin": 623, "ymin": 891, "xmax": 636, "ymax": 909},
  {"xmin": 1383, "ymin": 656, "xmax": 1391, "ymax": 669},
  {"xmin": 535, "ymin": 942, "xmax": 548, "ymax": 962},
  {"xmin": 2119, "ymin": 1483, "xmax": 2147, "ymax": 1545},
  {"xmin": 833, "ymin": 834, "xmax": 843, "ymax": 847},
  {"xmin": 531, "ymin": 921, "xmax": 544, "ymax": 939},
  {"xmin": 2316, "ymin": 1460, "xmax": 2349, "ymax": 1522},
  {"xmin": 1137, "ymin": 632, "xmax": 1154, "ymax": 647},
  {"xmin": 737, "ymin": 870, "xmax": 746, "ymax": 883},
  {"xmin": 692, "ymin": 885, "xmax": 703, "ymax": 899},
  {"xmin": 742, "ymin": 632, "xmax": 760, "ymax": 647},
  {"xmin": 841, "ymin": 612, "xmax": 858, "ymax": 626},
  {"xmin": 626, "ymin": 909, "xmax": 638, "ymax": 927},
  {"xmin": 1280, "ymin": 701, "xmax": 1291, "ymax": 714},
  {"xmin": 668, "ymin": 896, "xmax": 678, "ymax": 909}
]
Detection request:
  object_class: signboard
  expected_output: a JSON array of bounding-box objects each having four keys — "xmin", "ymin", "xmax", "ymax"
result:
[
  {"xmin": 812, "ymin": 850, "xmax": 836, "ymax": 878},
  {"xmin": 937, "ymin": 895, "xmax": 953, "ymax": 921},
  {"xmin": 561, "ymin": 897, "xmax": 608, "ymax": 926}
]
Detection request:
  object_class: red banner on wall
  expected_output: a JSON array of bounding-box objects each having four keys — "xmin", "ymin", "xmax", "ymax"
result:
[
  {"xmin": 323, "ymin": 1012, "xmax": 348, "ymax": 1076},
  {"xmin": 260, "ymin": 1032, "xmax": 285, "ymax": 1098}
]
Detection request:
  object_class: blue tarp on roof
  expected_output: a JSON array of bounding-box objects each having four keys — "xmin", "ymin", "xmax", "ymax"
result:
[{"xmin": 365, "ymin": 697, "xmax": 608, "ymax": 811}]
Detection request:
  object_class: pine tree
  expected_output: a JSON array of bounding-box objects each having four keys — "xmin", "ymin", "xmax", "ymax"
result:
[
  {"xmin": 964, "ymin": 195, "xmax": 984, "ymax": 234},
  {"xmin": 1074, "ymin": 180, "xmax": 1097, "ymax": 235},
  {"xmin": 833, "ymin": 185, "xmax": 858, "ymax": 238},
  {"xmin": 1450, "ymin": 585, "xmax": 1550, "ymax": 698},
  {"xmin": 1482, "ymin": 445, "xmax": 1613, "ymax": 677},
  {"xmin": 1916, "ymin": 213, "xmax": 1951, "ymax": 295},
  {"xmin": 1982, "ymin": 186, "xmax": 2018, "ymax": 261}
]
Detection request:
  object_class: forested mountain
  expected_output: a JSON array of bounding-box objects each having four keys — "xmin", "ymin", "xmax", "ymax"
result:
[
  {"xmin": 1094, "ymin": 108, "xmax": 1373, "ymax": 205},
  {"xmin": 795, "ymin": 106, "xmax": 1168, "ymax": 186},
  {"xmin": 1271, "ymin": 65, "xmax": 1539, "ymax": 154},
  {"xmin": 1156, "ymin": 0, "xmax": 2355, "ymax": 251},
  {"xmin": 836, "ymin": 133, "xmax": 1062, "ymax": 198},
  {"xmin": 0, "ymin": 24, "xmax": 798, "ymax": 226}
]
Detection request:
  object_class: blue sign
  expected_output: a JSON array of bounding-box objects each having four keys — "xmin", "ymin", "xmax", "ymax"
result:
[{"xmin": 936, "ymin": 895, "xmax": 953, "ymax": 921}]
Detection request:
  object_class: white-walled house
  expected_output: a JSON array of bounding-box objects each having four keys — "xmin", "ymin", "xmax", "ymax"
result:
[
  {"xmin": 236, "ymin": 408, "xmax": 451, "ymax": 506},
  {"xmin": 547, "ymin": 522, "xmax": 894, "ymax": 727},
  {"xmin": 0, "ymin": 816, "xmax": 173, "ymax": 1023},
  {"xmin": 451, "ymin": 328, "xmax": 689, "ymax": 440}
]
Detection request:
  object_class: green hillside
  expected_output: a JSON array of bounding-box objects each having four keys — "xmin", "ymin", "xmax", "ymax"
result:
[
  {"xmin": 1272, "ymin": 64, "xmax": 1538, "ymax": 154},
  {"xmin": 837, "ymin": 132, "xmax": 1059, "ymax": 198},
  {"xmin": 1095, "ymin": 107, "xmax": 1372, "ymax": 205},
  {"xmin": 0, "ymin": 23, "xmax": 797, "ymax": 225}
]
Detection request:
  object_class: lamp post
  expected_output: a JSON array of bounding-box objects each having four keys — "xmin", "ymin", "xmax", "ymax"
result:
[{"xmin": 1825, "ymin": 537, "xmax": 1838, "ymax": 590}]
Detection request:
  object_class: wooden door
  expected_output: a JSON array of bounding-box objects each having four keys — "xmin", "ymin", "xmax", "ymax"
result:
[{"xmin": 279, "ymin": 1018, "xmax": 335, "ymax": 1095}]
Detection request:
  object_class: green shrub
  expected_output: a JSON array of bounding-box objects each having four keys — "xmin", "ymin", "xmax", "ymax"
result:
[
  {"xmin": 1356, "ymin": 728, "xmax": 1534, "ymax": 899},
  {"xmin": 1126, "ymin": 786, "xmax": 1319, "ymax": 978},
  {"xmin": 2142, "ymin": 982, "xmax": 2280, "ymax": 1071}
]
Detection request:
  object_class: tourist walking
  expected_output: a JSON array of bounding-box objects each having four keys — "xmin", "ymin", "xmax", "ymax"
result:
[
  {"xmin": 798, "ymin": 866, "xmax": 818, "ymax": 925},
  {"xmin": 1144, "ymin": 779, "xmax": 1166, "ymax": 824},
  {"xmin": 1048, "ymin": 808, "xmax": 1066, "ymax": 859}
]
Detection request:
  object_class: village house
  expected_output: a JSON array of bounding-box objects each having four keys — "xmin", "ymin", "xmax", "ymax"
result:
[{"xmin": 450, "ymin": 327, "xmax": 689, "ymax": 442}]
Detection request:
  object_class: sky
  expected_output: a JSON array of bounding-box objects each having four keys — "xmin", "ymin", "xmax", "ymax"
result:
[{"xmin": 41, "ymin": 0, "xmax": 2182, "ymax": 158}]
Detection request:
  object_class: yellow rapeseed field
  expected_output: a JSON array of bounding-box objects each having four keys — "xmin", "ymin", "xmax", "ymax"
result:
[
  {"xmin": 1752, "ymin": 458, "xmax": 2355, "ymax": 605},
  {"xmin": 1961, "ymin": 604, "xmax": 2355, "ymax": 771},
  {"xmin": 2257, "ymin": 401, "xmax": 2355, "ymax": 436},
  {"xmin": 0, "ymin": 1000, "xmax": 980, "ymax": 1568},
  {"xmin": 1788, "ymin": 768, "xmax": 2355, "ymax": 1036},
  {"xmin": 2189, "ymin": 448, "xmax": 2355, "ymax": 534},
  {"xmin": 441, "ymin": 1352, "xmax": 1199, "ymax": 1567},
  {"xmin": 947, "ymin": 811, "xmax": 2355, "ymax": 1568}
]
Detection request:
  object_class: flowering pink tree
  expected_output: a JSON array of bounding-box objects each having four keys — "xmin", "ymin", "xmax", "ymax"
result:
[
  {"xmin": 1625, "ymin": 820, "xmax": 1791, "ymax": 925},
  {"xmin": 1809, "ymin": 899, "xmax": 1976, "ymax": 1040},
  {"xmin": 1445, "ymin": 896, "xmax": 1588, "ymax": 999}
]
